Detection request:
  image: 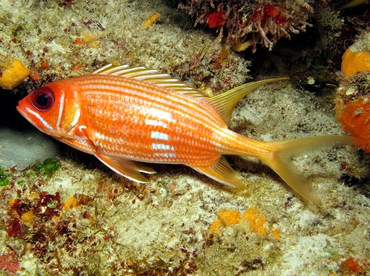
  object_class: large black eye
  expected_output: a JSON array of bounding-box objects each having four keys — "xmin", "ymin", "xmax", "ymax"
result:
[{"xmin": 31, "ymin": 87, "xmax": 55, "ymax": 111}]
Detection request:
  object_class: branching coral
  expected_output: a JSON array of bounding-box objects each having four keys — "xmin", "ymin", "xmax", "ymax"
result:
[{"xmin": 178, "ymin": 0, "xmax": 313, "ymax": 52}]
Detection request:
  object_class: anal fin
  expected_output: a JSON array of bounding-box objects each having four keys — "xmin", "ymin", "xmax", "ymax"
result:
[
  {"xmin": 193, "ymin": 157, "xmax": 245, "ymax": 189},
  {"xmin": 96, "ymin": 154, "xmax": 156, "ymax": 183}
]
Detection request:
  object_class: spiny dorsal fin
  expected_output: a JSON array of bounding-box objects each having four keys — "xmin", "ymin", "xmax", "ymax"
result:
[
  {"xmin": 93, "ymin": 64, "xmax": 205, "ymax": 97},
  {"xmin": 206, "ymin": 77, "xmax": 289, "ymax": 124}
]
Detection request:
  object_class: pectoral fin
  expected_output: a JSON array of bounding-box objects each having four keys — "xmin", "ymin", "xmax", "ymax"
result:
[
  {"xmin": 193, "ymin": 157, "xmax": 245, "ymax": 189},
  {"xmin": 96, "ymin": 154, "xmax": 156, "ymax": 183}
]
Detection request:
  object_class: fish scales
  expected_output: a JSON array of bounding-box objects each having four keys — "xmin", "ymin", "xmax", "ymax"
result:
[
  {"xmin": 80, "ymin": 75, "xmax": 224, "ymax": 126},
  {"xmin": 78, "ymin": 75, "xmax": 222, "ymax": 165}
]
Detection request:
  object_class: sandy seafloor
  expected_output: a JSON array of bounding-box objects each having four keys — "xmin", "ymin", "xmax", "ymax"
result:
[{"xmin": 0, "ymin": 0, "xmax": 369, "ymax": 275}]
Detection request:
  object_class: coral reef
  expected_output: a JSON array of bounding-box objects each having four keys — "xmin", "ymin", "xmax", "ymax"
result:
[
  {"xmin": 178, "ymin": 0, "xmax": 313, "ymax": 52},
  {"xmin": 233, "ymin": 0, "xmax": 369, "ymax": 90},
  {"xmin": 0, "ymin": 142, "xmax": 368, "ymax": 274},
  {"xmin": 0, "ymin": 0, "xmax": 249, "ymax": 94}
]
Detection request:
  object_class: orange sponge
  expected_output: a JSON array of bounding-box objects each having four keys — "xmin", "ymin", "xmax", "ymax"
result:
[
  {"xmin": 341, "ymin": 49, "xmax": 370, "ymax": 77},
  {"xmin": 337, "ymin": 96, "xmax": 370, "ymax": 152}
]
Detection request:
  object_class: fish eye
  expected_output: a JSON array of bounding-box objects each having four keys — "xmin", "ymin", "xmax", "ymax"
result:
[{"xmin": 31, "ymin": 87, "xmax": 55, "ymax": 111}]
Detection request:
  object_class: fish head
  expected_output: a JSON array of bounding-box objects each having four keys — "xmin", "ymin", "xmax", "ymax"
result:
[{"xmin": 17, "ymin": 79, "xmax": 82, "ymax": 138}]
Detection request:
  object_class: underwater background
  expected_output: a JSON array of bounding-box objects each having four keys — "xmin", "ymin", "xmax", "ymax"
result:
[{"xmin": 0, "ymin": 0, "xmax": 369, "ymax": 274}]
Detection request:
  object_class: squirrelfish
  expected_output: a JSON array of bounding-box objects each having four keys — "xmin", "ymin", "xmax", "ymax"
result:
[{"xmin": 17, "ymin": 64, "xmax": 352, "ymax": 204}]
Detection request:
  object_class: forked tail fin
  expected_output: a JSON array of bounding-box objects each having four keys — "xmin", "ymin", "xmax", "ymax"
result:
[{"xmin": 258, "ymin": 136, "xmax": 353, "ymax": 205}]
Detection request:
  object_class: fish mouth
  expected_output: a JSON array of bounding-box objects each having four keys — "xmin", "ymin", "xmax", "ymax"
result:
[
  {"xmin": 16, "ymin": 104, "xmax": 38, "ymax": 129},
  {"xmin": 16, "ymin": 104, "xmax": 26, "ymax": 118},
  {"xmin": 16, "ymin": 105, "xmax": 30, "ymax": 122},
  {"xmin": 16, "ymin": 104, "xmax": 54, "ymax": 136}
]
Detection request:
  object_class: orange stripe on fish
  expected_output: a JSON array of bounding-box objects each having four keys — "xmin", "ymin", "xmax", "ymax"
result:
[{"xmin": 17, "ymin": 64, "xmax": 354, "ymax": 205}]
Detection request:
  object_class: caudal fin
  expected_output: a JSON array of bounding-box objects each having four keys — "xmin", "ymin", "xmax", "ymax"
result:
[{"xmin": 260, "ymin": 136, "xmax": 353, "ymax": 205}]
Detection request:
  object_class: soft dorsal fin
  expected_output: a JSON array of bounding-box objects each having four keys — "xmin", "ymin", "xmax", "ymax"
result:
[
  {"xmin": 93, "ymin": 64, "xmax": 205, "ymax": 97},
  {"xmin": 206, "ymin": 77, "xmax": 289, "ymax": 124}
]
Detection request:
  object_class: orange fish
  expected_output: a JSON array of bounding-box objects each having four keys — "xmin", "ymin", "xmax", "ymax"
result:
[{"xmin": 17, "ymin": 64, "xmax": 352, "ymax": 204}]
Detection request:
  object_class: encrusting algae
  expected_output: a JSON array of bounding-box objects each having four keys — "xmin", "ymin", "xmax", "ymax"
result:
[
  {"xmin": 62, "ymin": 196, "xmax": 78, "ymax": 211},
  {"xmin": 141, "ymin": 12, "xmax": 161, "ymax": 30},
  {"xmin": 242, "ymin": 207, "xmax": 268, "ymax": 236},
  {"xmin": 209, "ymin": 208, "xmax": 280, "ymax": 239}
]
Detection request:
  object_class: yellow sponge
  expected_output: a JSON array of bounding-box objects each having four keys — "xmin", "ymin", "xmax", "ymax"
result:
[{"xmin": 0, "ymin": 58, "xmax": 30, "ymax": 90}]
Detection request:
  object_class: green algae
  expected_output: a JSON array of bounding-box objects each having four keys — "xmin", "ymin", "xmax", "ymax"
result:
[
  {"xmin": 0, "ymin": 168, "xmax": 9, "ymax": 186},
  {"xmin": 33, "ymin": 158, "xmax": 61, "ymax": 176}
]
